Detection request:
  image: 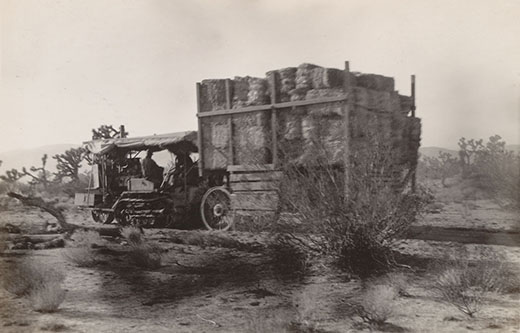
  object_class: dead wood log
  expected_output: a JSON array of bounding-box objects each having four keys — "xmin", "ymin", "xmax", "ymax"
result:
[
  {"xmin": 6, "ymin": 192, "xmax": 120, "ymax": 238},
  {"xmin": 7, "ymin": 192, "xmax": 72, "ymax": 229}
]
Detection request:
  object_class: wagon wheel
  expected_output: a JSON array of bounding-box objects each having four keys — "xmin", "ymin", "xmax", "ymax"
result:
[
  {"xmin": 91, "ymin": 210, "xmax": 114, "ymax": 224},
  {"xmin": 114, "ymin": 205, "xmax": 132, "ymax": 226},
  {"xmin": 200, "ymin": 187, "xmax": 234, "ymax": 231}
]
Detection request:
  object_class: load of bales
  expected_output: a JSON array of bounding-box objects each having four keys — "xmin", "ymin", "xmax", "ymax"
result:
[{"xmin": 198, "ymin": 63, "xmax": 419, "ymax": 172}]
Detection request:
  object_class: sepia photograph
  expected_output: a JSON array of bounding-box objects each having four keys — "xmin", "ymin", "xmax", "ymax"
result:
[{"xmin": 0, "ymin": 0, "xmax": 519, "ymax": 332}]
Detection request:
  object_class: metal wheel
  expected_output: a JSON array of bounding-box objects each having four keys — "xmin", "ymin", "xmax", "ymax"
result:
[
  {"xmin": 114, "ymin": 206, "xmax": 131, "ymax": 226},
  {"xmin": 91, "ymin": 210, "xmax": 114, "ymax": 224},
  {"xmin": 200, "ymin": 186, "xmax": 234, "ymax": 231}
]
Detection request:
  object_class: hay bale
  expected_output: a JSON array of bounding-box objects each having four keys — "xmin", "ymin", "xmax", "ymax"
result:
[
  {"xmin": 232, "ymin": 76, "xmax": 250, "ymax": 108},
  {"xmin": 201, "ymin": 116, "xmax": 230, "ymax": 169},
  {"xmin": 311, "ymin": 67, "xmax": 344, "ymax": 89},
  {"xmin": 399, "ymin": 95, "xmax": 413, "ymax": 115},
  {"xmin": 296, "ymin": 63, "xmax": 319, "ymax": 90},
  {"xmin": 279, "ymin": 67, "xmax": 297, "ymax": 102},
  {"xmin": 200, "ymin": 79, "xmax": 228, "ymax": 112},
  {"xmin": 355, "ymin": 73, "xmax": 395, "ymax": 92},
  {"xmin": 247, "ymin": 77, "xmax": 269, "ymax": 105},
  {"xmin": 288, "ymin": 87, "xmax": 307, "ymax": 101},
  {"xmin": 232, "ymin": 76, "xmax": 269, "ymax": 107},
  {"xmin": 233, "ymin": 112, "xmax": 270, "ymax": 165}
]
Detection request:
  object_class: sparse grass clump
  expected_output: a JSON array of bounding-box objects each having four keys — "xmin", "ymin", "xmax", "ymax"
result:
[
  {"xmin": 62, "ymin": 230, "xmax": 105, "ymax": 267},
  {"xmin": 29, "ymin": 281, "xmax": 67, "ymax": 313},
  {"xmin": 3, "ymin": 258, "xmax": 66, "ymax": 313},
  {"xmin": 121, "ymin": 226, "xmax": 162, "ymax": 269},
  {"xmin": 433, "ymin": 259, "xmax": 512, "ymax": 317},
  {"xmin": 355, "ymin": 284, "xmax": 397, "ymax": 325},
  {"xmin": 120, "ymin": 226, "xmax": 143, "ymax": 246}
]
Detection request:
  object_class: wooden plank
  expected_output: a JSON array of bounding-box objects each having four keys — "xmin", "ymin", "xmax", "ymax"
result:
[
  {"xmin": 269, "ymin": 74, "xmax": 278, "ymax": 167},
  {"xmin": 228, "ymin": 116, "xmax": 234, "ymax": 165},
  {"xmin": 197, "ymin": 95, "xmax": 347, "ymax": 118},
  {"xmin": 231, "ymin": 181, "xmax": 279, "ymax": 192},
  {"xmin": 231, "ymin": 191, "xmax": 279, "ymax": 211},
  {"xmin": 227, "ymin": 164, "xmax": 276, "ymax": 173},
  {"xmin": 226, "ymin": 77, "xmax": 234, "ymax": 166},
  {"xmin": 271, "ymin": 106, "xmax": 278, "ymax": 167},
  {"xmin": 225, "ymin": 79, "xmax": 232, "ymax": 109},
  {"xmin": 196, "ymin": 82, "xmax": 204, "ymax": 177},
  {"xmin": 343, "ymin": 61, "xmax": 351, "ymax": 200},
  {"xmin": 411, "ymin": 74, "xmax": 416, "ymax": 117},
  {"xmin": 230, "ymin": 171, "xmax": 283, "ymax": 182},
  {"xmin": 411, "ymin": 74, "xmax": 416, "ymax": 193}
]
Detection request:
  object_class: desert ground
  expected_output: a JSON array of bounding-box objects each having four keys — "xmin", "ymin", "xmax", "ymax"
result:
[{"xmin": 0, "ymin": 179, "xmax": 519, "ymax": 333}]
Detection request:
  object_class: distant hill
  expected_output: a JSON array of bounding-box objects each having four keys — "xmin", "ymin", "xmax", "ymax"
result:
[
  {"xmin": 0, "ymin": 144, "xmax": 79, "ymax": 174},
  {"xmin": 418, "ymin": 147, "xmax": 458, "ymax": 159},
  {"xmin": 419, "ymin": 144, "xmax": 519, "ymax": 160},
  {"xmin": 506, "ymin": 144, "xmax": 520, "ymax": 153}
]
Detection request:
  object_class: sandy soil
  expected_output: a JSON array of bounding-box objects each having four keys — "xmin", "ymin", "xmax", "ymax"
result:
[{"xmin": 0, "ymin": 185, "xmax": 519, "ymax": 333}]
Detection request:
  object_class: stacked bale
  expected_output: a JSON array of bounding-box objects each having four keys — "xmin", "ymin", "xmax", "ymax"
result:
[
  {"xmin": 199, "ymin": 79, "xmax": 228, "ymax": 112},
  {"xmin": 201, "ymin": 115, "xmax": 230, "ymax": 169},
  {"xmin": 198, "ymin": 62, "xmax": 419, "ymax": 178},
  {"xmin": 232, "ymin": 111, "xmax": 271, "ymax": 165},
  {"xmin": 232, "ymin": 76, "xmax": 269, "ymax": 108},
  {"xmin": 267, "ymin": 67, "xmax": 297, "ymax": 103}
]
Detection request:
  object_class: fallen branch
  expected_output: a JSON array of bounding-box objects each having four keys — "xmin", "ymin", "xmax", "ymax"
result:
[
  {"xmin": 6, "ymin": 192, "xmax": 120, "ymax": 238},
  {"xmin": 7, "ymin": 192, "xmax": 75, "ymax": 232}
]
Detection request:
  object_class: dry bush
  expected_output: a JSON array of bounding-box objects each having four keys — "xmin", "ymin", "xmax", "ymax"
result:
[
  {"xmin": 381, "ymin": 272, "xmax": 410, "ymax": 297},
  {"xmin": 120, "ymin": 226, "xmax": 143, "ymax": 246},
  {"xmin": 276, "ymin": 137, "xmax": 431, "ymax": 278},
  {"xmin": 29, "ymin": 281, "xmax": 66, "ymax": 313},
  {"xmin": 356, "ymin": 283, "xmax": 397, "ymax": 325},
  {"xmin": 62, "ymin": 230, "xmax": 104, "ymax": 267},
  {"xmin": 127, "ymin": 242, "xmax": 163, "ymax": 269},
  {"xmin": 433, "ymin": 259, "xmax": 511, "ymax": 317},
  {"xmin": 121, "ymin": 227, "xmax": 162, "ymax": 269},
  {"xmin": 459, "ymin": 135, "xmax": 520, "ymax": 209},
  {"xmin": 3, "ymin": 258, "xmax": 66, "ymax": 312}
]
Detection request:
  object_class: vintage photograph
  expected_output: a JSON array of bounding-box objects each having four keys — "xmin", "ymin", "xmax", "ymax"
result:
[{"xmin": 0, "ymin": 1, "xmax": 519, "ymax": 332}]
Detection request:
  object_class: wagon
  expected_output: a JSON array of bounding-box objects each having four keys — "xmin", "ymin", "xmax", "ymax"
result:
[
  {"xmin": 76, "ymin": 60, "xmax": 421, "ymax": 231},
  {"xmin": 195, "ymin": 61, "xmax": 421, "ymax": 229}
]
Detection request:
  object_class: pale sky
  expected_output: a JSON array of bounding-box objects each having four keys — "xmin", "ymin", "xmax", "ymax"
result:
[{"xmin": 1, "ymin": 0, "xmax": 519, "ymax": 152}]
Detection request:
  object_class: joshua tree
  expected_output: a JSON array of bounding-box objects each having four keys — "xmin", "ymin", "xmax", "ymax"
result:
[
  {"xmin": 92, "ymin": 125, "xmax": 128, "ymax": 140},
  {"xmin": 22, "ymin": 154, "xmax": 51, "ymax": 189},
  {"xmin": 53, "ymin": 147, "xmax": 87, "ymax": 182}
]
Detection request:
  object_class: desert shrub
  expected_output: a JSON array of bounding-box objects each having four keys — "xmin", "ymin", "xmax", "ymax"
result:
[
  {"xmin": 3, "ymin": 258, "xmax": 66, "ymax": 312},
  {"xmin": 121, "ymin": 227, "xmax": 162, "ymax": 269},
  {"xmin": 268, "ymin": 235, "xmax": 310, "ymax": 278},
  {"xmin": 378, "ymin": 272, "xmax": 410, "ymax": 297},
  {"xmin": 355, "ymin": 283, "xmax": 397, "ymax": 325},
  {"xmin": 121, "ymin": 226, "xmax": 144, "ymax": 246},
  {"xmin": 418, "ymin": 151, "xmax": 460, "ymax": 186},
  {"xmin": 433, "ymin": 259, "xmax": 511, "ymax": 317},
  {"xmin": 29, "ymin": 281, "xmax": 66, "ymax": 313},
  {"xmin": 62, "ymin": 230, "xmax": 104, "ymax": 267},
  {"xmin": 276, "ymin": 137, "xmax": 431, "ymax": 277},
  {"xmin": 127, "ymin": 242, "xmax": 163, "ymax": 269},
  {"xmin": 459, "ymin": 135, "xmax": 520, "ymax": 208}
]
